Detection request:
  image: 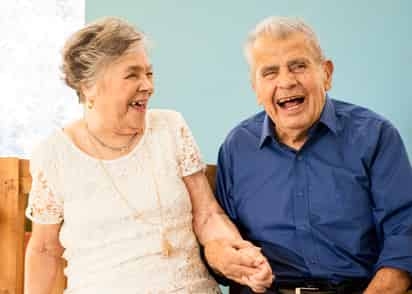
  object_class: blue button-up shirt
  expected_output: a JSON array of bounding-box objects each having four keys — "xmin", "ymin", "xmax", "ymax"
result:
[{"xmin": 215, "ymin": 97, "xmax": 412, "ymax": 283}]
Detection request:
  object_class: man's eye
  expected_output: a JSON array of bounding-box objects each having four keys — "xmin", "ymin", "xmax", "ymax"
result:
[
  {"xmin": 262, "ymin": 71, "xmax": 277, "ymax": 78},
  {"xmin": 290, "ymin": 63, "xmax": 306, "ymax": 72},
  {"xmin": 146, "ymin": 72, "xmax": 153, "ymax": 78}
]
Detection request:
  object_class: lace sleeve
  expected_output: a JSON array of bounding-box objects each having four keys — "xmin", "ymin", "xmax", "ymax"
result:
[
  {"xmin": 25, "ymin": 138, "xmax": 65, "ymax": 227},
  {"xmin": 26, "ymin": 170, "xmax": 64, "ymax": 224},
  {"xmin": 175, "ymin": 113, "xmax": 205, "ymax": 177}
]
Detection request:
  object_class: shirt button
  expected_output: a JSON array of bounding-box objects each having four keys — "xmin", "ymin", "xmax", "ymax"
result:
[
  {"xmin": 298, "ymin": 224, "xmax": 308, "ymax": 231},
  {"xmin": 296, "ymin": 191, "xmax": 304, "ymax": 197},
  {"xmin": 297, "ymin": 155, "xmax": 303, "ymax": 161}
]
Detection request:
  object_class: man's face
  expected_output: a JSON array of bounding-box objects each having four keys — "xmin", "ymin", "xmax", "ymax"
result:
[{"xmin": 250, "ymin": 33, "xmax": 333, "ymax": 138}]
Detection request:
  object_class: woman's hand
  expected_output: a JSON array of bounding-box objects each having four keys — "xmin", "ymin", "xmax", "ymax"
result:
[
  {"xmin": 204, "ymin": 239, "xmax": 273, "ymax": 292},
  {"xmin": 239, "ymin": 246, "xmax": 274, "ymax": 292}
]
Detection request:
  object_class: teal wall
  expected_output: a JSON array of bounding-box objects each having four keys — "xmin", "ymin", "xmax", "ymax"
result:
[
  {"xmin": 87, "ymin": 0, "xmax": 412, "ymax": 163},
  {"xmin": 87, "ymin": 1, "xmax": 411, "ymax": 292}
]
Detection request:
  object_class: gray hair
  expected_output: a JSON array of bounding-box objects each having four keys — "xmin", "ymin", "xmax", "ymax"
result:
[
  {"xmin": 61, "ymin": 17, "xmax": 148, "ymax": 102},
  {"xmin": 244, "ymin": 16, "xmax": 325, "ymax": 66}
]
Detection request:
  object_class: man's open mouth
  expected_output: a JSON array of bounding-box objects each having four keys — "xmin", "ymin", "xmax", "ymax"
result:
[{"xmin": 276, "ymin": 96, "xmax": 305, "ymax": 109}]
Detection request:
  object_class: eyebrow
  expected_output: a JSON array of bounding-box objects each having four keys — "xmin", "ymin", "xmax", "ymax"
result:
[
  {"xmin": 260, "ymin": 65, "xmax": 279, "ymax": 74},
  {"xmin": 287, "ymin": 58, "xmax": 310, "ymax": 67},
  {"xmin": 125, "ymin": 65, "xmax": 153, "ymax": 73},
  {"xmin": 260, "ymin": 58, "xmax": 311, "ymax": 74}
]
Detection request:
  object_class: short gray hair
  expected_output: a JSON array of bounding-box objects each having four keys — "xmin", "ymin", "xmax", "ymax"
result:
[
  {"xmin": 244, "ymin": 16, "xmax": 325, "ymax": 66},
  {"xmin": 61, "ymin": 17, "xmax": 147, "ymax": 102}
]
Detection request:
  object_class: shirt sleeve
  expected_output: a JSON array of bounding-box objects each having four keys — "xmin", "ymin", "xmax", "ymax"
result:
[
  {"xmin": 215, "ymin": 141, "xmax": 238, "ymax": 222},
  {"xmin": 370, "ymin": 121, "xmax": 412, "ymax": 275},
  {"xmin": 25, "ymin": 146, "xmax": 64, "ymax": 225},
  {"xmin": 175, "ymin": 112, "xmax": 206, "ymax": 177}
]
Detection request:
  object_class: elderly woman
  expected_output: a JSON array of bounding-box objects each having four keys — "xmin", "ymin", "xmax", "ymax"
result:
[{"xmin": 24, "ymin": 17, "xmax": 272, "ymax": 294}]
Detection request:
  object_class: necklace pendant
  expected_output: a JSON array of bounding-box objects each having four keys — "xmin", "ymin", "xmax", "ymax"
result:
[
  {"xmin": 132, "ymin": 212, "xmax": 142, "ymax": 220},
  {"xmin": 161, "ymin": 231, "xmax": 173, "ymax": 257},
  {"xmin": 161, "ymin": 237, "xmax": 173, "ymax": 257}
]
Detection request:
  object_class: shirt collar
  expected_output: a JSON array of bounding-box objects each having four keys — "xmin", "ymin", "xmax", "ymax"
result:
[
  {"xmin": 258, "ymin": 95, "xmax": 337, "ymax": 148},
  {"xmin": 318, "ymin": 95, "xmax": 338, "ymax": 136},
  {"xmin": 259, "ymin": 114, "xmax": 276, "ymax": 148}
]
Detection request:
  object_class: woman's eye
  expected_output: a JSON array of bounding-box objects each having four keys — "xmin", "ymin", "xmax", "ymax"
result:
[{"xmin": 125, "ymin": 74, "xmax": 136, "ymax": 79}]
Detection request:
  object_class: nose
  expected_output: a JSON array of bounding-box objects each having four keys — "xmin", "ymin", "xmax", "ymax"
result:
[
  {"xmin": 276, "ymin": 69, "xmax": 297, "ymax": 89},
  {"xmin": 139, "ymin": 75, "xmax": 154, "ymax": 94}
]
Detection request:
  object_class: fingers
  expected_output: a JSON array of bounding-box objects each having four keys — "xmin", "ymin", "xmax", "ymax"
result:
[
  {"xmin": 248, "ymin": 261, "xmax": 275, "ymax": 289},
  {"xmin": 242, "ymin": 276, "xmax": 266, "ymax": 293},
  {"xmin": 230, "ymin": 239, "xmax": 266, "ymax": 268},
  {"xmin": 224, "ymin": 264, "xmax": 260, "ymax": 287},
  {"xmin": 204, "ymin": 239, "xmax": 260, "ymax": 277},
  {"xmin": 224, "ymin": 240, "xmax": 263, "ymax": 268},
  {"xmin": 253, "ymin": 261, "xmax": 273, "ymax": 281},
  {"xmin": 204, "ymin": 238, "xmax": 274, "ymax": 292},
  {"xmin": 229, "ymin": 239, "xmax": 255, "ymax": 250},
  {"xmin": 239, "ymin": 246, "xmax": 266, "ymax": 267}
]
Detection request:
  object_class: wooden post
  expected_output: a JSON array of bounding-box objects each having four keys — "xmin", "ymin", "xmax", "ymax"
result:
[
  {"xmin": 205, "ymin": 164, "xmax": 217, "ymax": 192},
  {"xmin": 0, "ymin": 158, "xmax": 28, "ymax": 294}
]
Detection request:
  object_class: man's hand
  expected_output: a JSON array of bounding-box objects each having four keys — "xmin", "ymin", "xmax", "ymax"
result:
[
  {"xmin": 239, "ymin": 246, "xmax": 274, "ymax": 292},
  {"xmin": 364, "ymin": 267, "xmax": 411, "ymax": 294},
  {"xmin": 204, "ymin": 239, "xmax": 274, "ymax": 292}
]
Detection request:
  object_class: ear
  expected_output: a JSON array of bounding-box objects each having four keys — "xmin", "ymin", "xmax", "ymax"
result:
[
  {"xmin": 250, "ymin": 70, "xmax": 263, "ymax": 105},
  {"xmin": 80, "ymin": 82, "xmax": 97, "ymax": 102},
  {"xmin": 322, "ymin": 60, "xmax": 334, "ymax": 91},
  {"xmin": 250, "ymin": 68, "xmax": 256, "ymax": 90}
]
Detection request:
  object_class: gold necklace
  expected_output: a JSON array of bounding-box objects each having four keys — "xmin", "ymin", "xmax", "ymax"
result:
[
  {"xmin": 86, "ymin": 125, "xmax": 141, "ymax": 153},
  {"xmin": 85, "ymin": 123, "xmax": 173, "ymax": 257}
]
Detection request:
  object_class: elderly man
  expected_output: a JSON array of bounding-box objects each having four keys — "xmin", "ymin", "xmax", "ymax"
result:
[{"xmin": 211, "ymin": 16, "xmax": 412, "ymax": 294}]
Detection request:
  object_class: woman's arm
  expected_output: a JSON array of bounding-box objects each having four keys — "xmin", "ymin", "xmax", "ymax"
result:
[
  {"xmin": 25, "ymin": 223, "xmax": 64, "ymax": 294},
  {"xmin": 183, "ymin": 170, "xmax": 241, "ymax": 243},
  {"xmin": 183, "ymin": 171, "xmax": 273, "ymax": 292}
]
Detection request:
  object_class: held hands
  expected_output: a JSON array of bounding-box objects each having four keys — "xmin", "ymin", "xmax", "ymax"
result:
[
  {"xmin": 204, "ymin": 239, "xmax": 274, "ymax": 292},
  {"xmin": 239, "ymin": 245, "xmax": 274, "ymax": 292}
]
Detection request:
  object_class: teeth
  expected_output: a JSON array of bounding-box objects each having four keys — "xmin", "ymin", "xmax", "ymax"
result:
[
  {"xmin": 278, "ymin": 96, "xmax": 298, "ymax": 103},
  {"xmin": 130, "ymin": 100, "xmax": 146, "ymax": 107},
  {"xmin": 277, "ymin": 96, "xmax": 303, "ymax": 104}
]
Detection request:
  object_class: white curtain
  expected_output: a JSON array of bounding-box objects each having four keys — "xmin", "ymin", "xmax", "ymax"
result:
[{"xmin": 0, "ymin": 0, "xmax": 85, "ymax": 157}]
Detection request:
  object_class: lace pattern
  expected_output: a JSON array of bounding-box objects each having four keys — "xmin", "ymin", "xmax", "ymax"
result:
[
  {"xmin": 26, "ymin": 171, "xmax": 64, "ymax": 224},
  {"xmin": 176, "ymin": 114, "xmax": 205, "ymax": 177}
]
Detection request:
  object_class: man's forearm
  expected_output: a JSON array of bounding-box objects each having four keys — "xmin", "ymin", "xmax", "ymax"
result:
[{"xmin": 364, "ymin": 267, "xmax": 411, "ymax": 294}]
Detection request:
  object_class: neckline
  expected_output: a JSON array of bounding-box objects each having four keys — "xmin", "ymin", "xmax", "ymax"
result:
[{"xmin": 59, "ymin": 113, "xmax": 150, "ymax": 164}]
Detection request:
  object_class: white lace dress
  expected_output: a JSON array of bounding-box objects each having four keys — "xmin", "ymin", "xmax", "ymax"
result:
[{"xmin": 26, "ymin": 109, "xmax": 221, "ymax": 294}]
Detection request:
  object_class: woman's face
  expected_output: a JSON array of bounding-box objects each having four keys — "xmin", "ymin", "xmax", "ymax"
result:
[{"xmin": 90, "ymin": 46, "xmax": 154, "ymax": 134}]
